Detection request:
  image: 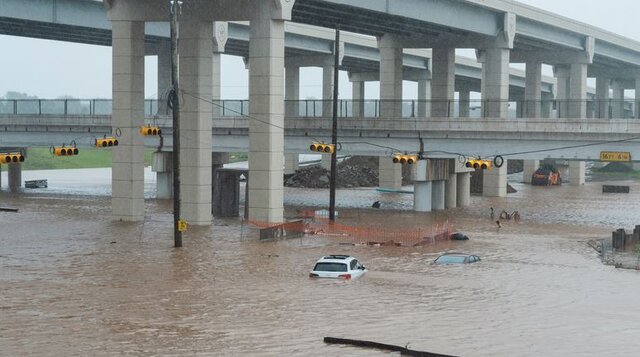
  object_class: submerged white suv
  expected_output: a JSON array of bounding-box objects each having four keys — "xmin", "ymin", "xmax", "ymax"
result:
[{"xmin": 309, "ymin": 255, "xmax": 367, "ymax": 279}]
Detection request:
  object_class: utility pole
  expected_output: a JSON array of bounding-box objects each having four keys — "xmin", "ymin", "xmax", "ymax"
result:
[
  {"xmin": 329, "ymin": 26, "xmax": 340, "ymax": 222},
  {"xmin": 170, "ymin": 0, "xmax": 182, "ymax": 247}
]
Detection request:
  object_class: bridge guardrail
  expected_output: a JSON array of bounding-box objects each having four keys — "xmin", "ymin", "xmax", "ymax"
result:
[{"xmin": 0, "ymin": 98, "xmax": 638, "ymax": 119}]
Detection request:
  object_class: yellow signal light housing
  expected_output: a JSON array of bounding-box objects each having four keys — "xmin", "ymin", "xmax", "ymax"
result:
[
  {"xmin": 0, "ymin": 152, "xmax": 25, "ymax": 164},
  {"xmin": 310, "ymin": 142, "xmax": 335, "ymax": 154},
  {"xmin": 392, "ymin": 154, "xmax": 418, "ymax": 165},
  {"xmin": 465, "ymin": 159, "xmax": 492, "ymax": 170},
  {"xmin": 139, "ymin": 126, "xmax": 162, "ymax": 136},
  {"xmin": 96, "ymin": 137, "xmax": 119, "ymax": 148},
  {"xmin": 54, "ymin": 147, "xmax": 79, "ymax": 156}
]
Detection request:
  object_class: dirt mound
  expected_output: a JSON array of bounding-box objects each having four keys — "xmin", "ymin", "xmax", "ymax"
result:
[
  {"xmin": 596, "ymin": 162, "xmax": 633, "ymax": 173},
  {"xmin": 285, "ymin": 156, "xmax": 379, "ymax": 188}
]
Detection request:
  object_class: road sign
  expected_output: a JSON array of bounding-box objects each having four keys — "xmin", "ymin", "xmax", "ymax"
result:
[
  {"xmin": 178, "ymin": 219, "xmax": 188, "ymax": 232},
  {"xmin": 600, "ymin": 151, "xmax": 631, "ymax": 162}
]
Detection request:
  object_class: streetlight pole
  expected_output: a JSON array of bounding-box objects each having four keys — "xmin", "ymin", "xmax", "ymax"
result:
[
  {"xmin": 329, "ymin": 26, "xmax": 340, "ymax": 222},
  {"xmin": 170, "ymin": 0, "xmax": 182, "ymax": 247}
]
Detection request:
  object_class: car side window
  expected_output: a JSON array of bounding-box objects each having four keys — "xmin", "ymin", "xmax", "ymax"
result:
[{"xmin": 350, "ymin": 260, "xmax": 357, "ymax": 270}]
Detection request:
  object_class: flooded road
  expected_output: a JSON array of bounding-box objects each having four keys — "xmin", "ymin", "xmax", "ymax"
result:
[{"xmin": 2, "ymin": 169, "xmax": 640, "ymax": 356}]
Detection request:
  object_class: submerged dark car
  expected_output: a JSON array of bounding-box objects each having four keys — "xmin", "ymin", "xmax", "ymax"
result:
[
  {"xmin": 531, "ymin": 166, "xmax": 561, "ymax": 186},
  {"xmin": 433, "ymin": 253, "xmax": 481, "ymax": 265}
]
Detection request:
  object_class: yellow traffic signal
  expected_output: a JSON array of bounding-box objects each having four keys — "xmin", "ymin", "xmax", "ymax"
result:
[
  {"xmin": 139, "ymin": 126, "xmax": 162, "ymax": 136},
  {"xmin": 96, "ymin": 137, "xmax": 119, "ymax": 148},
  {"xmin": 54, "ymin": 147, "xmax": 79, "ymax": 156},
  {"xmin": 392, "ymin": 153, "xmax": 418, "ymax": 164},
  {"xmin": 466, "ymin": 158, "xmax": 492, "ymax": 170},
  {"xmin": 0, "ymin": 152, "xmax": 25, "ymax": 163},
  {"xmin": 310, "ymin": 142, "xmax": 335, "ymax": 154}
]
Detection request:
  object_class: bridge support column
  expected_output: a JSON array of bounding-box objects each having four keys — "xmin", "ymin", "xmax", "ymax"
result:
[
  {"xmin": 483, "ymin": 160, "xmax": 507, "ymax": 197},
  {"xmin": 456, "ymin": 172, "xmax": 471, "ymax": 207},
  {"xmin": 458, "ymin": 89, "xmax": 470, "ymax": 118},
  {"xmin": 417, "ymin": 78, "xmax": 431, "ymax": 117},
  {"xmin": 8, "ymin": 163, "xmax": 21, "ymax": 192},
  {"xmin": 157, "ymin": 41, "xmax": 171, "ymax": 115},
  {"xmin": 431, "ymin": 47, "xmax": 455, "ymax": 117},
  {"xmin": 178, "ymin": 20, "xmax": 213, "ymax": 225},
  {"xmin": 569, "ymin": 63, "xmax": 587, "ymax": 118},
  {"xmin": 285, "ymin": 66, "xmax": 300, "ymax": 117},
  {"xmin": 481, "ymin": 47, "xmax": 510, "ymax": 118},
  {"xmin": 248, "ymin": 4, "xmax": 285, "ymax": 223},
  {"xmin": 352, "ymin": 80, "xmax": 365, "ymax": 117},
  {"xmin": 111, "ymin": 20, "xmax": 145, "ymax": 222},
  {"xmin": 320, "ymin": 155, "xmax": 331, "ymax": 170},
  {"xmin": 413, "ymin": 160, "xmax": 431, "ymax": 212},
  {"xmin": 611, "ymin": 80, "xmax": 625, "ymax": 118},
  {"xmin": 285, "ymin": 154, "xmax": 299, "ymax": 174},
  {"xmin": 635, "ymin": 76, "xmax": 640, "ymax": 119},
  {"xmin": 431, "ymin": 180, "xmax": 445, "ymax": 210},
  {"xmin": 569, "ymin": 161, "xmax": 585, "ymax": 186},
  {"xmin": 554, "ymin": 65, "xmax": 570, "ymax": 118},
  {"xmin": 212, "ymin": 22, "xmax": 227, "ymax": 113},
  {"xmin": 379, "ymin": 157, "xmax": 402, "ymax": 190},
  {"xmin": 542, "ymin": 92, "xmax": 553, "ymax": 118},
  {"xmin": 378, "ymin": 35, "xmax": 403, "ymax": 117},
  {"xmin": 596, "ymin": 77, "xmax": 610, "ymax": 118},
  {"xmin": 445, "ymin": 171, "xmax": 457, "ymax": 209},
  {"xmin": 322, "ymin": 64, "xmax": 335, "ymax": 117},
  {"xmin": 152, "ymin": 151, "xmax": 173, "ymax": 199},
  {"xmin": 523, "ymin": 160, "xmax": 539, "ymax": 184},
  {"xmin": 525, "ymin": 61, "xmax": 542, "ymax": 118}
]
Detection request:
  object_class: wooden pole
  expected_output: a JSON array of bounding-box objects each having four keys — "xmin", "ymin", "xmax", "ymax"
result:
[
  {"xmin": 329, "ymin": 26, "xmax": 340, "ymax": 222},
  {"xmin": 170, "ymin": 1, "xmax": 182, "ymax": 247}
]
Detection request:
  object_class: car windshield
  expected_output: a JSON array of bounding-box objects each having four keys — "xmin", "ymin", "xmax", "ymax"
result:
[
  {"xmin": 313, "ymin": 262, "xmax": 348, "ymax": 272},
  {"xmin": 435, "ymin": 255, "xmax": 467, "ymax": 264}
]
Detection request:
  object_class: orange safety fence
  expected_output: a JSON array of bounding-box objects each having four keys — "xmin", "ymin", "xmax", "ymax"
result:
[{"xmin": 247, "ymin": 216, "xmax": 454, "ymax": 247}]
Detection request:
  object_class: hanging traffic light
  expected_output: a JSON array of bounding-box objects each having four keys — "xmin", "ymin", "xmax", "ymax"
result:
[
  {"xmin": 54, "ymin": 146, "xmax": 79, "ymax": 156},
  {"xmin": 465, "ymin": 158, "xmax": 492, "ymax": 170},
  {"xmin": 392, "ymin": 153, "xmax": 418, "ymax": 164},
  {"xmin": 96, "ymin": 137, "xmax": 119, "ymax": 148},
  {"xmin": 0, "ymin": 152, "xmax": 25, "ymax": 164},
  {"xmin": 139, "ymin": 125, "xmax": 162, "ymax": 136},
  {"xmin": 310, "ymin": 142, "xmax": 335, "ymax": 154}
]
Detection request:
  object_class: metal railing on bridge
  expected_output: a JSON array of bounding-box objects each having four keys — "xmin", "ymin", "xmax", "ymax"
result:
[{"xmin": 0, "ymin": 98, "xmax": 638, "ymax": 119}]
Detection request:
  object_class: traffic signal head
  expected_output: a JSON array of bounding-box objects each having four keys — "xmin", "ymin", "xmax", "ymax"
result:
[
  {"xmin": 465, "ymin": 158, "xmax": 492, "ymax": 170},
  {"xmin": 139, "ymin": 126, "xmax": 162, "ymax": 136},
  {"xmin": 310, "ymin": 142, "xmax": 335, "ymax": 154},
  {"xmin": 392, "ymin": 154, "xmax": 418, "ymax": 164},
  {"xmin": 0, "ymin": 152, "xmax": 25, "ymax": 163},
  {"xmin": 54, "ymin": 147, "xmax": 79, "ymax": 156},
  {"xmin": 96, "ymin": 137, "xmax": 119, "ymax": 148}
]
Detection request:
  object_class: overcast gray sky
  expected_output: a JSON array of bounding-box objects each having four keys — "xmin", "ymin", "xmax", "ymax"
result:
[{"xmin": 1, "ymin": 0, "xmax": 639, "ymax": 100}]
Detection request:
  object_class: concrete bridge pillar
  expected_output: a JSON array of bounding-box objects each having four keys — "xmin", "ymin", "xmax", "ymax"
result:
[
  {"xmin": 157, "ymin": 41, "xmax": 171, "ymax": 115},
  {"xmin": 611, "ymin": 80, "xmax": 625, "ymax": 118},
  {"xmin": 417, "ymin": 78, "xmax": 431, "ymax": 117},
  {"xmin": 525, "ymin": 60, "xmax": 542, "ymax": 118},
  {"xmin": 285, "ymin": 66, "xmax": 300, "ymax": 117},
  {"xmin": 212, "ymin": 22, "xmax": 227, "ymax": 110},
  {"xmin": 458, "ymin": 89, "xmax": 470, "ymax": 118},
  {"xmin": 431, "ymin": 47, "xmax": 455, "ymax": 117},
  {"xmin": 379, "ymin": 157, "xmax": 402, "ymax": 190},
  {"xmin": 378, "ymin": 35, "xmax": 403, "ymax": 118},
  {"xmin": 152, "ymin": 151, "xmax": 173, "ymax": 199},
  {"xmin": 352, "ymin": 80, "xmax": 365, "ymax": 117},
  {"xmin": 248, "ymin": 4, "xmax": 286, "ymax": 223},
  {"xmin": 554, "ymin": 65, "xmax": 570, "ymax": 118},
  {"xmin": 541, "ymin": 92, "xmax": 553, "ymax": 118},
  {"xmin": 523, "ymin": 160, "xmax": 539, "ymax": 184},
  {"xmin": 596, "ymin": 76, "xmax": 610, "ymax": 119},
  {"xmin": 445, "ymin": 170, "xmax": 457, "ymax": 208},
  {"xmin": 322, "ymin": 64, "xmax": 335, "ymax": 117},
  {"xmin": 569, "ymin": 161, "xmax": 585, "ymax": 186},
  {"xmin": 483, "ymin": 160, "xmax": 508, "ymax": 197},
  {"xmin": 284, "ymin": 154, "xmax": 299, "ymax": 175},
  {"xmin": 8, "ymin": 163, "xmax": 21, "ymax": 192},
  {"xmin": 431, "ymin": 180, "xmax": 445, "ymax": 210},
  {"xmin": 321, "ymin": 155, "xmax": 331, "ymax": 170},
  {"xmin": 178, "ymin": 19, "xmax": 213, "ymax": 226},
  {"xmin": 481, "ymin": 47, "xmax": 510, "ymax": 118},
  {"xmin": 456, "ymin": 172, "xmax": 471, "ymax": 207},
  {"xmin": 111, "ymin": 20, "xmax": 145, "ymax": 222},
  {"xmin": 635, "ymin": 77, "xmax": 640, "ymax": 119},
  {"xmin": 413, "ymin": 160, "xmax": 431, "ymax": 212},
  {"xmin": 569, "ymin": 63, "xmax": 588, "ymax": 118}
]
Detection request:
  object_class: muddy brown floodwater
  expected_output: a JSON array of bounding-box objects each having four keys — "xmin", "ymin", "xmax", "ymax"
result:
[{"xmin": 2, "ymin": 170, "xmax": 640, "ymax": 356}]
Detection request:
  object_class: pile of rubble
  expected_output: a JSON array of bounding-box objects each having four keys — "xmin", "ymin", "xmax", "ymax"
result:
[{"xmin": 285, "ymin": 156, "xmax": 380, "ymax": 188}]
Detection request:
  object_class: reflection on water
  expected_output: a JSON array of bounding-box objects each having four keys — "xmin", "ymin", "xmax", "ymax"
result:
[{"xmin": 2, "ymin": 168, "xmax": 640, "ymax": 356}]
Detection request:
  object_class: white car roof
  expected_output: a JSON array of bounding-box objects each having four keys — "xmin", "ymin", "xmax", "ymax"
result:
[{"xmin": 316, "ymin": 255, "xmax": 355, "ymax": 264}]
